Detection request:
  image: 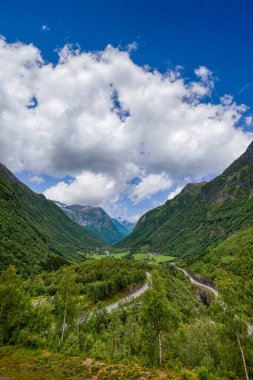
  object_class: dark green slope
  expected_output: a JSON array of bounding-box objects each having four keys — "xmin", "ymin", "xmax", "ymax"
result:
[
  {"xmin": 187, "ymin": 225, "xmax": 253, "ymax": 282},
  {"xmin": 186, "ymin": 226, "xmax": 253, "ymax": 316},
  {"xmin": 118, "ymin": 141, "xmax": 253, "ymax": 257},
  {"xmin": 0, "ymin": 164, "xmax": 105, "ymax": 276}
]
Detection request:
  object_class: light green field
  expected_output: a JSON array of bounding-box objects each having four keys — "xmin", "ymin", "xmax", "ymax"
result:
[
  {"xmin": 84, "ymin": 251, "xmax": 176, "ymax": 264},
  {"xmin": 133, "ymin": 253, "xmax": 146, "ymax": 260},
  {"xmin": 85, "ymin": 253, "xmax": 108, "ymax": 260},
  {"xmin": 111, "ymin": 252, "xmax": 175, "ymax": 264},
  {"xmin": 151, "ymin": 255, "xmax": 175, "ymax": 264},
  {"xmin": 111, "ymin": 251, "xmax": 129, "ymax": 258}
]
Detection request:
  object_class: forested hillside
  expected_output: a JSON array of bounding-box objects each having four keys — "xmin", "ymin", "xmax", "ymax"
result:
[
  {"xmin": 0, "ymin": 260, "xmax": 252, "ymax": 379},
  {"xmin": 118, "ymin": 141, "xmax": 253, "ymax": 257},
  {"xmin": 0, "ymin": 164, "xmax": 105, "ymax": 276},
  {"xmin": 186, "ymin": 225, "xmax": 253, "ymax": 317}
]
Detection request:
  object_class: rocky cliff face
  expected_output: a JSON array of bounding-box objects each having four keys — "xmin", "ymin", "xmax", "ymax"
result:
[
  {"xmin": 55, "ymin": 203, "xmax": 134, "ymax": 244},
  {"xmin": 112, "ymin": 217, "xmax": 135, "ymax": 236}
]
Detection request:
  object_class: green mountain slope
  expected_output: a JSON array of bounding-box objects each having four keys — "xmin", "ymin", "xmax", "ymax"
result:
[
  {"xmin": 117, "ymin": 141, "xmax": 253, "ymax": 257},
  {"xmin": 186, "ymin": 225, "xmax": 253, "ymax": 281},
  {"xmin": 186, "ymin": 226, "xmax": 253, "ymax": 316},
  {"xmin": 0, "ymin": 164, "xmax": 105, "ymax": 276}
]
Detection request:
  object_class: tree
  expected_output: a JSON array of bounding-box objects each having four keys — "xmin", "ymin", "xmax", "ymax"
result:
[
  {"xmin": 54, "ymin": 267, "xmax": 79, "ymax": 342},
  {"xmin": 124, "ymin": 313, "xmax": 140, "ymax": 357},
  {"xmin": 0, "ymin": 265, "xmax": 30, "ymax": 343},
  {"xmin": 215, "ymin": 284, "xmax": 250, "ymax": 380},
  {"xmin": 139, "ymin": 269, "xmax": 178, "ymax": 365}
]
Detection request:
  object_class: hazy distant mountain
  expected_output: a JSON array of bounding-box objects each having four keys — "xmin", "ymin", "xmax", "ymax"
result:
[
  {"xmin": 112, "ymin": 217, "xmax": 135, "ymax": 236},
  {"xmin": 55, "ymin": 203, "xmax": 135, "ymax": 244}
]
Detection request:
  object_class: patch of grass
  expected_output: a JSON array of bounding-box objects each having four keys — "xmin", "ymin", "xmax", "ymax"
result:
[
  {"xmin": 133, "ymin": 253, "xmax": 146, "ymax": 260},
  {"xmin": 0, "ymin": 347, "xmax": 197, "ymax": 380},
  {"xmin": 111, "ymin": 251, "xmax": 130, "ymax": 258},
  {"xmin": 85, "ymin": 253, "xmax": 108, "ymax": 260},
  {"xmin": 151, "ymin": 255, "xmax": 175, "ymax": 264},
  {"xmin": 84, "ymin": 251, "xmax": 176, "ymax": 266}
]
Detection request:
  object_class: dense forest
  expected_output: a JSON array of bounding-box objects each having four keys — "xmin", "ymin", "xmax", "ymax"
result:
[
  {"xmin": 0, "ymin": 258, "xmax": 252, "ymax": 379},
  {"xmin": 186, "ymin": 226, "xmax": 253, "ymax": 319}
]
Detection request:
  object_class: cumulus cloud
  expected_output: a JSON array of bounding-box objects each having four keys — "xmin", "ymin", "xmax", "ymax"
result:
[
  {"xmin": 130, "ymin": 173, "xmax": 173, "ymax": 204},
  {"xmin": 195, "ymin": 65, "xmax": 212, "ymax": 81},
  {"xmin": 245, "ymin": 116, "xmax": 253, "ymax": 127},
  {"xmin": 30, "ymin": 175, "xmax": 44, "ymax": 184},
  {"xmin": 167, "ymin": 186, "xmax": 184, "ymax": 200},
  {"xmin": 44, "ymin": 171, "xmax": 119, "ymax": 206},
  {"xmin": 0, "ymin": 36, "xmax": 252, "ymax": 211}
]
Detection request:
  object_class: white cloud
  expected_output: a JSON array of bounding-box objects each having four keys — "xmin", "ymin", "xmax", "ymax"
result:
[
  {"xmin": 30, "ymin": 175, "xmax": 44, "ymax": 184},
  {"xmin": 41, "ymin": 25, "xmax": 50, "ymax": 32},
  {"xmin": 130, "ymin": 173, "xmax": 173, "ymax": 204},
  {"xmin": 125, "ymin": 214, "xmax": 141, "ymax": 223},
  {"xmin": 0, "ymin": 36, "xmax": 252, "ymax": 210},
  {"xmin": 195, "ymin": 66, "xmax": 212, "ymax": 81},
  {"xmin": 44, "ymin": 171, "xmax": 119, "ymax": 206},
  {"xmin": 126, "ymin": 41, "xmax": 138, "ymax": 52},
  {"xmin": 245, "ymin": 116, "xmax": 253, "ymax": 127},
  {"xmin": 167, "ymin": 186, "xmax": 184, "ymax": 200}
]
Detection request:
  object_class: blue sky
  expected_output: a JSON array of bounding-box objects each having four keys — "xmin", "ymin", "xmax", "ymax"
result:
[
  {"xmin": 0, "ymin": 0, "xmax": 253, "ymax": 221},
  {"xmin": 2, "ymin": 0, "xmax": 253, "ymax": 108}
]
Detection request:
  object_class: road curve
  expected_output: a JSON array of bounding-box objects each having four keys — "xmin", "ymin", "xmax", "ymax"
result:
[
  {"xmin": 175, "ymin": 265, "xmax": 253, "ymax": 335},
  {"xmin": 105, "ymin": 272, "xmax": 151, "ymax": 313},
  {"xmin": 176, "ymin": 266, "xmax": 219, "ymax": 297}
]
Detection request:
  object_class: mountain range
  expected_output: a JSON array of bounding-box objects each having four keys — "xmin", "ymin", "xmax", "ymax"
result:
[
  {"xmin": 1, "ymin": 140, "xmax": 253, "ymax": 276},
  {"xmin": 118, "ymin": 141, "xmax": 253, "ymax": 257},
  {"xmin": 54, "ymin": 202, "xmax": 135, "ymax": 244}
]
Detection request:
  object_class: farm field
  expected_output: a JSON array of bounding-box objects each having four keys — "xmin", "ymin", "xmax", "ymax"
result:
[{"xmin": 81, "ymin": 251, "xmax": 176, "ymax": 264}]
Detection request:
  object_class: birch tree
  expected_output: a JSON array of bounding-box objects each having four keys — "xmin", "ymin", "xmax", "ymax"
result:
[
  {"xmin": 139, "ymin": 269, "xmax": 178, "ymax": 365},
  {"xmin": 55, "ymin": 267, "xmax": 79, "ymax": 343}
]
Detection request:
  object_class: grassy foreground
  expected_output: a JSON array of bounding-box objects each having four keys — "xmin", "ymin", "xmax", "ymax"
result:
[{"xmin": 0, "ymin": 347, "xmax": 197, "ymax": 380}]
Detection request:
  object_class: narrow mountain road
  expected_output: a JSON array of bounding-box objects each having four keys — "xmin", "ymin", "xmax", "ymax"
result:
[
  {"xmin": 176, "ymin": 266, "xmax": 218, "ymax": 297},
  {"xmin": 174, "ymin": 265, "xmax": 253, "ymax": 335},
  {"xmin": 79, "ymin": 272, "xmax": 152, "ymax": 323},
  {"xmin": 105, "ymin": 272, "xmax": 151, "ymax": 313}
]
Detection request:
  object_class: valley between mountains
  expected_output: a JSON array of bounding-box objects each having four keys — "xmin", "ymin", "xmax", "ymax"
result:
[{"xmin": 0, "ymin": 142, "xmax": 253, "ymax": 379}]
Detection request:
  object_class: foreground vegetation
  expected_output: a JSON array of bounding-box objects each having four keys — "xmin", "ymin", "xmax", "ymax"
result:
[
  {"xmin": 0, "ymin": 346, "xmax": 197, "ymax": 380},
  {"xmin": 0, "ymin": 259, "xmax": 252, "ymax": 379},
  {"xmin": 186, "ymin": 226, "xmax": 253, "ymax": 319}
]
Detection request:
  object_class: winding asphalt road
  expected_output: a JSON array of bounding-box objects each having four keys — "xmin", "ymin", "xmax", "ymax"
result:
[
  {"xmin": 105, "ymin": 272, "xmax": 151, "ymax": 313},
  {"xmin": 84, "ymin": 265, "xmax": 253, "ymax": 337},
  {"xmin": 175, "ymin": 265, "xmax": 253, "ymax": 335},
  {"xmin": 176, "ymin": 266, "xmax": 219, "ymax": 297},
  {"xmin": 105, "ymin": 267, "xmax": 219, "ymax": 314}
]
